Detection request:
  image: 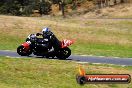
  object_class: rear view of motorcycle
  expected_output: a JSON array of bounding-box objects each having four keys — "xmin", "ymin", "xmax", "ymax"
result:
[{"xmin": 17, "ymin": 33, "xmax": 74, "ymax": 59}]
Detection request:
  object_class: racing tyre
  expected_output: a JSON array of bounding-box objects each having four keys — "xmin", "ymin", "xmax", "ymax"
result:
[
  {"xmin": 17, "ymin": 45, "xmax": 32, "ymax": 56},
  {"xmin": 56, "ymin": 47, "xmax": 71, "ymax": 60}
]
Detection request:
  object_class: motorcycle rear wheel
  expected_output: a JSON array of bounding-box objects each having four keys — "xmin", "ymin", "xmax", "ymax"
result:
[
  {"xmin": 56, "ymin": 47, "xmax": 71, "ymax": 60},
  {"xmin": 17, "ymin": 45, "xmax": 32, "ymax": 56}
]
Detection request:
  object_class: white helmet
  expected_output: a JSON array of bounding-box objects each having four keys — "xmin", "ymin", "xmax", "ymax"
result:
[{"xmin": 42, "ymin": 27, "xmax": 50, "ymax": 34}]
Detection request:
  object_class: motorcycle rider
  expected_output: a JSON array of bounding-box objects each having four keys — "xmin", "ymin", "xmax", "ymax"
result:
[{"xmin": 36, "ymin": 27, "xmax": 61, "ymax": 52}]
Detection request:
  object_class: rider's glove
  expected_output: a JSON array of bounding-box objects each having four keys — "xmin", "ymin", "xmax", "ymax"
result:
[{"xmin": 36, "ymin": 33, "xmax": 42, "ymax": 36}]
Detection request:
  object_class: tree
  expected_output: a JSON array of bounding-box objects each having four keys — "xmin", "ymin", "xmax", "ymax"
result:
[
  {"xmin": 22, "ymin": 0, "xmax": 36, "ymax": 15},
  {"xmin": 0, "ymin": 0, "xmax": 22, "ymax": 15},
  {"xmin": 52, "ymin": 0, "xmax": 61, "ymax": 4},
  {"xmin": 114, "ymin": 0, "xmax": 117, "ymax": 5},
  {"xmin": 120, "ymin": 0, "xmax": 125, "ymax": 3},
  {"xmin": 39, "ymin": 0, "xmax": 51, "ymax": 15},
  {"xmin": 60, "ymin": 0, "xmax": 66, "ymax": 17}
]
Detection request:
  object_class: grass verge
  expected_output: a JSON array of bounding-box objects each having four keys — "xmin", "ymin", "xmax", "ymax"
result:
[{"xmin": 0, "ymin": 56, "xmax": 132, "ymax": 88}]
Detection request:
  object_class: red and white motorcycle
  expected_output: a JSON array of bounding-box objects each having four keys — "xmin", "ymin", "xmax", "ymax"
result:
[{"xmin": 17, "ymin": 34, "xmax": 74, "ymax": 59}]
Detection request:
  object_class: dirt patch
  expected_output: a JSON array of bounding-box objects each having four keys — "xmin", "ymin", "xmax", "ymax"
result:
[{"xmin": 83, "ymin": 3, "xmax": 132, "ymax": 18}]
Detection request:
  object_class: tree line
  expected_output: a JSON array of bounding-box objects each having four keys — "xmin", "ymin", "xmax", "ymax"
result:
[
  {"xmin": 0, "ymin": 0, "xmax": 58, "ymax": 16},
  {"xmin": 94, "ymin": 0, "xmax": 131, "ymax": 8},
  {"xmin": 0, "ymin": 0, "xmax": 131, "ymax": 16}
]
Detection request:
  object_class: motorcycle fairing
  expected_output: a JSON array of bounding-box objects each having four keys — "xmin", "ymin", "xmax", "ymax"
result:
[
  {"xmin": 21, "ymin": 42, "xmax": 30, "ymax": 51},
  {"xmin": 61, "ymin": 39, "xmax": 74, "ymax": 48}
]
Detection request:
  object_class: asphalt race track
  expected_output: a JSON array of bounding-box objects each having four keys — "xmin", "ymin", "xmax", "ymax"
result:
[{"xmin": 0, "ymin": 50, "xmax": 132, "ymax": 66}]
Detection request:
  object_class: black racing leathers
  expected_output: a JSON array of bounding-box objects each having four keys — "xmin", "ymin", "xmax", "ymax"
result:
[{"xmin": 36, "ymin": 31, "xmax": 61, "ymax": 51}]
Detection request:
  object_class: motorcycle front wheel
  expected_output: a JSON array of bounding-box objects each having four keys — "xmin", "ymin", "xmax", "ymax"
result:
[
  {"xmin": 17, "ymin": 45, "xmax": 32, "ymax": 56},
  {"xmin": 56, "ymin": 47, "xmax": 71, "ymax": 60}
]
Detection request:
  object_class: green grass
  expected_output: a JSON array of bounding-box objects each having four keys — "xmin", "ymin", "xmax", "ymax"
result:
[
  {"xmin": 70, "ymin": 42, "xmax": 132, "ymax": 58},
  {"xmin": 0, "ymin": 56, "xmax": 132, "ymax": 88},
  {"xmin": 0, "ymin": 35, "xmax": 23, "ymax": 50},
  {"xmin": 0, "ymin": 15, "xmax": 132, "ymax": 58}
]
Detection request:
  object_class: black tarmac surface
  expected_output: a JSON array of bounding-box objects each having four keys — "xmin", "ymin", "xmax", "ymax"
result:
[{"xmin": 0, "ymin": 50, "xmax": 132, "ymax": 66}]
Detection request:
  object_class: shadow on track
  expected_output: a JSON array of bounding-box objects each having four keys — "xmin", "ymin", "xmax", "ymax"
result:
[{"xmin": 27, "ymin": 55, "xmax": 72, "ymax": 61}]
